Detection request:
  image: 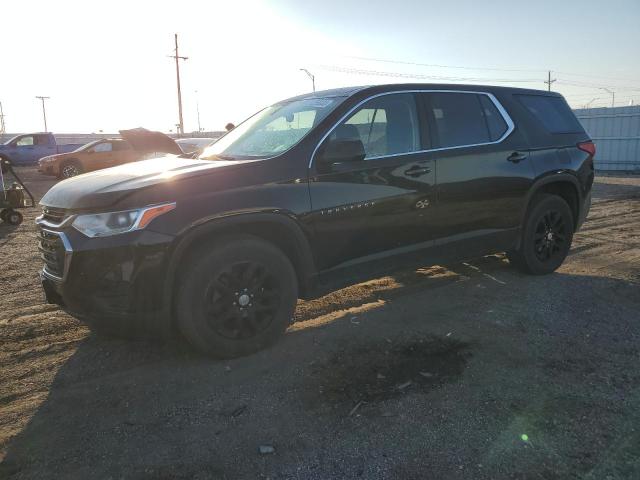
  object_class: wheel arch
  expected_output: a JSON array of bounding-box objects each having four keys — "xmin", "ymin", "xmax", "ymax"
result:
[
  {"xmin": 516, "ymin": 173, "xmax": 582, "ymax": 249},
  {"xmin": 164, "ymin": 211, "xmax": 317, "ymax": 317}
]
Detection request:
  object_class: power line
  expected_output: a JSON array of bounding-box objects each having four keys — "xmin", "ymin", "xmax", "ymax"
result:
[
  {"xmin": 341, "ymin": 55, "xmax": 640, "ymax": 90},
  {"xmin": 317, "ymin": 64, "xmax": 541, "ymax": 83},
  {"xmin": 343, "ymin": 55, "xmax": 545, "ymax": 73}
]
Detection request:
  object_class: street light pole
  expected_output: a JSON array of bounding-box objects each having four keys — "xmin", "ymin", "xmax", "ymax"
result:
[
  {"xmin": 299, "ymin": 68, "xmax": 315, "ymax": 92},
  {"xmin": 35, "ymin": 96, "xmax": 50, "ymax": 132},
  {"xmin": 600, "ymin": 87, "xmax": 615, "ymax": 108},
  {"xmin": 195, "ymin": 90, "xmax": 201, "ymax": 132},
  {"xmin": 0, "ymin": 101, "xmax": 6, "ymax": 134}
]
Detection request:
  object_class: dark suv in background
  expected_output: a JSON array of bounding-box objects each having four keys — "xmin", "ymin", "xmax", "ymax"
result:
[{"xmin": 37, "ymin": 84, "xmax": 595, "ymax": 358}]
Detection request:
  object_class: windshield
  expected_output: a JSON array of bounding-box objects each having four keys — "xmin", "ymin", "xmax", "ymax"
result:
[{"xmin": 199, "ymin": 97, "xmax": 344, "ymax": 160}]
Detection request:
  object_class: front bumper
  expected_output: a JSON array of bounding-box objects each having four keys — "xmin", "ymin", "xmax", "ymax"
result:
[
  {"xmin": 38, "ymin": 164, "xmax": 58, "ymax": 176},
  {"xmin": 37, "ymin": 222, "xmax": 176, "ymax": 335}
]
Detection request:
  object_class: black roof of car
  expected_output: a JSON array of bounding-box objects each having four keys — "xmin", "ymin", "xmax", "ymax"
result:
[{"xmin": 286, "ymin": 83, "xmax": 561, "ymax": 103}]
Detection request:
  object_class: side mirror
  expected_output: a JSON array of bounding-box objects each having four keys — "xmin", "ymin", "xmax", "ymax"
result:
[{"xmin": 317, "ymin": 138, "xmax": 366, "ymax": 170}]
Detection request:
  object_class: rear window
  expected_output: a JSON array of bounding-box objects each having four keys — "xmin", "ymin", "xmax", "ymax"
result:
[{"xmin": 516, "ymin": 94, "xmax": 584, "ymax": 134}]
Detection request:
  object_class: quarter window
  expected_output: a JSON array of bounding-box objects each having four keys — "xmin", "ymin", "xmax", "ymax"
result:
[
  {"xmin": 516, "ymin": 94, "xmax": 584, "ymax": 134},
  {"xmin": 330, "ymin": 93, "xmax": 420, "ymax": 159}
]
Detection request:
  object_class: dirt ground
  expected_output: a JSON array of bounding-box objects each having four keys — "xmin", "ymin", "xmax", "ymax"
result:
[{"xmin": 1, "ymin": 168, "xmax": 639, "ymax": 479}]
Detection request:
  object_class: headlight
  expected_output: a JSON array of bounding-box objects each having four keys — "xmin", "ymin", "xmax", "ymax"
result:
[{"xmin": 71, "ymin": 202, "xmax": 175, "ymax": 237}]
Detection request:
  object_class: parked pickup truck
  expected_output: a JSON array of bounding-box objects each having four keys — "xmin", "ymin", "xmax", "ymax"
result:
[{"xmin": 0, "ymin": 133, "xmax": 84, "ymax": 166}]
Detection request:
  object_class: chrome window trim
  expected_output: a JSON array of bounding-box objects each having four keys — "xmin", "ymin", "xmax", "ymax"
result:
[
  {"xmin": 38, "ymin": 227, "xmax": 73, "ymax": 282},
  {"xmin": 308, "ymin": 89, "xmax": 515, "ymax": 169}
]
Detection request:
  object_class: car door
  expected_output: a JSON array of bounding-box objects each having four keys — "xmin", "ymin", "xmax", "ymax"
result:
[
  {"xmin": 421, "ymin": 91, "xmax": 535, "ymax": 251},
  {"xmin": 86, "ymin": 141, "xmax": 116, "ymax": 171},
  {"xmin": 308, "ymin": 92, "xmax": 437, "ymax": 270},
  {"xmin": 34, "ymin": 134, "xmax": 57, "ymax": 160},
  {"xmin": 9, "ymin": 135, "xmax": 36, "ymax": 164}
]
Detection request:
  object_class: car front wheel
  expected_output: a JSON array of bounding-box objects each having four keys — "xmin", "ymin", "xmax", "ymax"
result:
[
  {"xmin": 507, "ymin": 193, "xmax": 574, "ymax": 275},
  {"xmin": 176, "ymin": 235, "xmax": 298, "ymax": 358},
  {"xmin": 60, "ymin": 161, "xmax": 83, "ymax": 179}
]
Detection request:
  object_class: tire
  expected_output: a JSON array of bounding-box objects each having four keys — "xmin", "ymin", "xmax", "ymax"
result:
[
  {"xmin": 507, "ymin": 193, "xmax": 574, "ymax": 275},
  {"xmin": 0, "ymin": 208, "xmax": 8, "ymax": 222},
  {"xmin": 176, "ymin": 235, "xmax": 298, "ymax": 358},
  {"xmin": 60, "ymin": 161, "xmax": 83, "ymax": 179},
  {"xmin": 6, "ymin": 210, "xmax": 23, "ymax": 226}
]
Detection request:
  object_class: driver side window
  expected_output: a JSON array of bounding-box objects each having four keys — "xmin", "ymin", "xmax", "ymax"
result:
[
  {"xmin": 16, "ymin": 136, "xmax": 34, "ymax": 146},
  {"xmin": 330, "ymin": 93, "xmax": 421, "ymax": 159}
]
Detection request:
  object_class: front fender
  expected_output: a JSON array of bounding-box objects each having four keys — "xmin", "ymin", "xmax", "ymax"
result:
[{"xmin": 163, "ymin": 211, "xmax": 318, "ymax": 315}]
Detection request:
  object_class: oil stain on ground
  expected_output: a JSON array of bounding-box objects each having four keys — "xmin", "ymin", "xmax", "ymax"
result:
[{"xmin": 306, "ymin": 335, "xmax": 470, "ymax": 415}]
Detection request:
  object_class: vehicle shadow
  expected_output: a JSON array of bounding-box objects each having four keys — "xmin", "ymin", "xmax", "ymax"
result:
[{"xmin": 2, "ymin": 258, "xmax": 639, "ymax": 479}]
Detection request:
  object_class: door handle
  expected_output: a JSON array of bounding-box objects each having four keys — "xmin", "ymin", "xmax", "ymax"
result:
[
  {"xmin": 404, "ymin": 166, "xmax": 431, "ymax": 177},
  {"xmin": 507, "ymin": 152, "xmax": 528, "ymax": 163}
]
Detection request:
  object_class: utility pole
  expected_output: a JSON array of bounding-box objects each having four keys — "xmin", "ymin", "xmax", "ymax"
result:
[
  {"xmin": 0, "ymin": 101, "xmax": 6, "ymax": 134},
  {"xmin": 168, "ymin": 34, "xmax": 188, "ymax": 136},
  {"xmin": 195, "ymin": 90, "xmax": 201, "ymax": 132},
  {"xmin": 35, "ymin": 96, "xmax": 50, "ymax": 132},
  {"xmin": 544, "ymin": 71, "xmax": 556, "ymax": 91},
  {"xmin": 300, "ymin": 68, "xmax": 316, "ymax": 92},
  {"xmin": 600, "ymin": 87, "xmax": 615, "ymax": 108}
]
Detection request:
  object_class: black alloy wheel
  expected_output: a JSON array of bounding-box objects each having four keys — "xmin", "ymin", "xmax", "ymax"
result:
[
  {"xmin": 176, "ymin": 235, "xmax": 298, "ymax": 358},
  {"xmin": 533, "ymin": 209, "xmax": 568, "ymax": 263},
  {"xmin": 507, "ymin": 193, "xmax": 574, "ymax": 275},
  {"xmin": 204, "ymin": 261, "xmax": 281, "ymax": 340}
]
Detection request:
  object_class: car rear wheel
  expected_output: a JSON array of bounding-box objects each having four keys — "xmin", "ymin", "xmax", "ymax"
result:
[
  {"xmin": 507, "ymin": 193, "xmax": 574, "ymax": 275},
  {"xmin": 60, "ymin": 161, "xmax": 83, "ymax": 179},
  {"xmin": 176, "ymin": 235, "xmax": 298, "ymax": 358}
]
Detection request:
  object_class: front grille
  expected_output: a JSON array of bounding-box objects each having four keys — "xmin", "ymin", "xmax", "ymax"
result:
[
  {"xmin": 37, "ymin": 228, "xmax": 66, "ymax": 278},
  {"xmin": 41, "ymin": 206, "xmax": 68, "ymax": 225}
]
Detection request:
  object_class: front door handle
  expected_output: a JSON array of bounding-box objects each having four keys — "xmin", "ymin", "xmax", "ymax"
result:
[
  {"xmin": 507, "ymin": 152, "xmax": 528, "ymax": 163},
  {"xmin": 404, "ymin": 166, "xmax": 431, "ymax": 177}
]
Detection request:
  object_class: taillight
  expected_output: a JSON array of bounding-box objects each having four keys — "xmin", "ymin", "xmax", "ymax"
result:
[{"xmin": 577, "ymin": 141, "xmax": 596, "ymax": 157}]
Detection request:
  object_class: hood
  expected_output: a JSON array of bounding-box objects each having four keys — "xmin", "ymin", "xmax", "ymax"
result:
[
  {"xmin": 40, "ymin": 155, "xmax": 254, "ymax": 210},
  {"xmin": 119, "ymin": 128, "xmax": 183, "ymax": 155},
  {"xmin": 39, "ymin": 151, "xmax": 72, "ymax": 164}
]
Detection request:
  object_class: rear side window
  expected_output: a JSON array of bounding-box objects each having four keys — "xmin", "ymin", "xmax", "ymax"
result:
[
  {"xmin": 516, "ymin": 94, "xmax": 584, "ymax": 134},
  {"xmin": 427, "ymin": 93, "xmax": 507, "ymax": 148},
  {"xmin": 479, "ymin": 96, "xmax": 508, "ymax": 141}
]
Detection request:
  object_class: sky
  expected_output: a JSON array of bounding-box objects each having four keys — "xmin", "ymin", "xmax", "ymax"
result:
[{"xmin": 1, "ymin": 0, "xmax": 639, "ymax": 134}]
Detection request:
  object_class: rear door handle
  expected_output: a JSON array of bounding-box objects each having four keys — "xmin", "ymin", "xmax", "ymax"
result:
[
  {"xmin": 507, "ymin": 152, "xmax": 528, "ymax": 163},
  {"xmin": 404, "ymin": 166, "xmax": 431, "ymax": 177}
]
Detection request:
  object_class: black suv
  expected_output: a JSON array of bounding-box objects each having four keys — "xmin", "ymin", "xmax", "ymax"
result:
[{"xmin": 37, "ymin": 84, "xmax": 595, "ymax": 358}]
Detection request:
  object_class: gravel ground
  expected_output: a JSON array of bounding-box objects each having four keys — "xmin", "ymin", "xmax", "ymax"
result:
[{"xmin": 1, "ymin": 168, "xmax": 639, "ymax": 479}]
